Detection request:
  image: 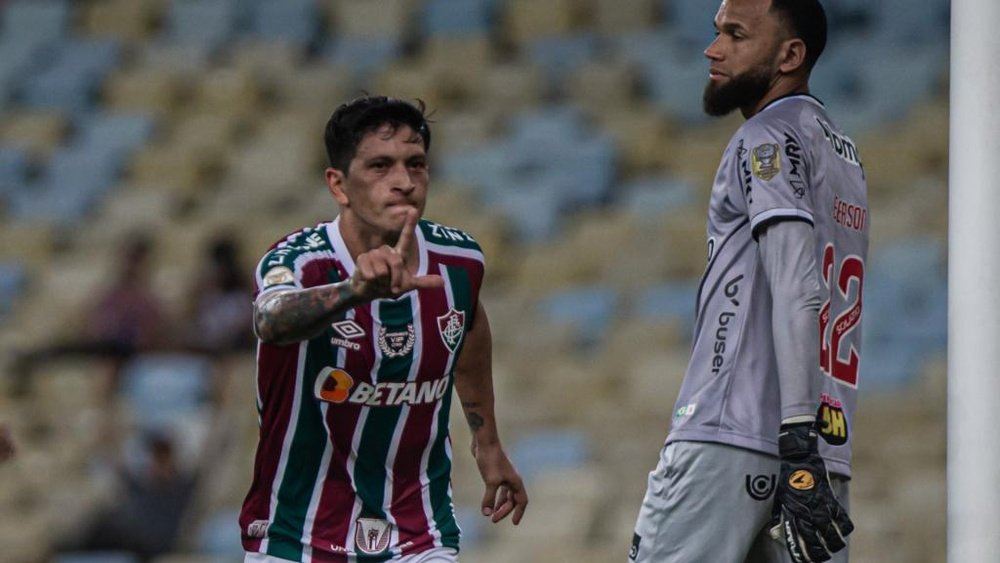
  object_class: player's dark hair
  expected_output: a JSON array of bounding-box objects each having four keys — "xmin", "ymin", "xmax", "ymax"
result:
[
  {"xmin": 770, "ymin": 0, "xmax": 827, "ymax": 71},
  {"xmin": 324, "ymin": 95, "xmax": 431, "ymax": 173}
]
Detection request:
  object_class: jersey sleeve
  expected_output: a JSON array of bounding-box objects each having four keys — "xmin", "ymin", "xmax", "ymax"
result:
[
  {"xmin": 253, "ymin": 227, "xmax": 337, "ymax": 299},
  {"xmin": 734, "ymin": 118, "xmax": 814, "ymax": 239}
]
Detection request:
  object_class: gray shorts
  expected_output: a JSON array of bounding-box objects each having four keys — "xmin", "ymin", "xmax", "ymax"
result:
[{"xmin": 630, "ymin": 441, "xmax": 850, "ymax": 563}]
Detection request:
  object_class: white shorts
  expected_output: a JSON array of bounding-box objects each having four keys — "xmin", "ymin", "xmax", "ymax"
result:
[
  {"xmin": 630, "ymin": 441, "xmax": 850, "ymax": 563},
  {"xmin": 245, "ymin": 546, "xmax": 459, "ymax": 563}
]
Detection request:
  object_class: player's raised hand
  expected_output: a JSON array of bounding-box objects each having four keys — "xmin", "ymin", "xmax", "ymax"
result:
[{"xmin": 350, "ymin": 209, "xmax": 443, "ymax": 300}]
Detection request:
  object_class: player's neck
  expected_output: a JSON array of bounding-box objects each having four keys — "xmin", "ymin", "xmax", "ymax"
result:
[{"xmin": 742, "ymin": 75, "xmax": 810, "ymax": 119}]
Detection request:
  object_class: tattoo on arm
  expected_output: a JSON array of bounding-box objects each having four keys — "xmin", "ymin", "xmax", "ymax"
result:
[
  {"xmin": 465, "ymin": 412, "xmax": 484, "ymax": 433},
  {"xmin": 255, "ymin": 282, "xmax": 357, "ymax": 344}
]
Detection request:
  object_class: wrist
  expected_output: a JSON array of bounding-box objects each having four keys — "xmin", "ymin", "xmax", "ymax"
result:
[{"xmin": 778, "ymin": 422, "xmax": 818, "ymax": 460}]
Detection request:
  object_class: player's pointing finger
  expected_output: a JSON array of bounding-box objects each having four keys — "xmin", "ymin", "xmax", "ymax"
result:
[{"xmin": 394, "ymin": 208, "xmax": 418, "ymax": 255}]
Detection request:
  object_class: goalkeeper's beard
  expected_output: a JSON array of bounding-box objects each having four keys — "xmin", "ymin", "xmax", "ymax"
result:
[{"xmin": 703, "ymin": 64, "xmax": 775, "ymax": 117}]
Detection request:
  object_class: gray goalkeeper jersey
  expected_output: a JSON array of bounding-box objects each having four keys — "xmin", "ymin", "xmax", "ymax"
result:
[{"xmin": 666, "ymin": 95, "xmax": 869, "ymax": 477}]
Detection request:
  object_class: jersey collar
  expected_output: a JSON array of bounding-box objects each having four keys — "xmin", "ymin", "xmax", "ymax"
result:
[
  {"xmin": 758, "ymin": 93, "xmax": 825, "ymax": 115},
  {"xmin": 327, "ymin": 216, "xmax": 429, "ymax": 280}
]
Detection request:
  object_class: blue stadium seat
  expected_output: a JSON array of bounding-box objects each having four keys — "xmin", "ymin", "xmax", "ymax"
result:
[
  {"xmin": 663, "ymin": 0, "xmax": 718, "ymax": 46},
  {"xmin": 872, "ymin": 0, "xmax": 950, "ymax": 44},
  {"xmin": 7, "ymin": 145, "xmax": 122, "ymax": 223},
  {"xmin": 198, "ymin": 508, "xmax": 246, "ymax": 557},
  {"xmin": 0, "ymin": 146, "xmax": 30, "ymax": 201},
  {"xmin": 73, "ymin": 111, "xmax": 157, "ymax": 158},
  {"xmin": 633, "ymin": 282, "xmax": 698, "ymax": 327},
  {"xmin": 538, "ymin": 285, "xmax": 619, "ymax": 347},
  {"xmin": 525, "ymin": 33, "xmax": 601, "ymax": 90},
  {"xmin": 244, "ymin": 0, "xmax": 320, "ymax": 48},
  {"xmin": 0, "ymin": 39, "xmax": 45, "ymax": 103},
  {"xmin": 509, "ymin": 429, "xmax": 591, "ymax": 479},
  {"xmin": 0, "ymin": 262, "xmax": 26, "ymax": 319},
  {"xmin": 325, "ymin": 36, "xmax": 403, "ymax": 83},
  {"xmin": 0, "ymin": 0, "xmax": 71, "ymax": 48},
  {"xmin": 618, "ymin": 176, "xmax": 697, "ymax": 218},
  {"xmin": 17, "ymin": 38, "xmax": 122, "ymax": 114},
  {"xmin": 163, "ymin": 0, "xmax": 243, "ymax": 50},
  {"xmin": 643, "ymin": 55, "xmax": 711, "ymax": 123},
  {"xmin": 614, "ymin": 27, "xmax": 684, "ymax": 72},
  {"xmin": 120, "ymin": 353, "xmax": 213, "ymax": 429},
  {"xmin": 423, "ymin": 0, "xmax": 495, "ymax": 37}
]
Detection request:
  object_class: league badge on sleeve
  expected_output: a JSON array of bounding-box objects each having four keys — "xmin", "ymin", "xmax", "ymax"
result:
[
  {"xmin": 437, "ymin": 308, "xmax": 466, "ymax": 353},
  {"xmin": 751, "ymin": 143, "xmax": 781, "ymax": 180}
]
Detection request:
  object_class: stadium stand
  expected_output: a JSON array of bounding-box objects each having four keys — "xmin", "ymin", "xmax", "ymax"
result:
[{"xmin": 0, "ymin": 1, "xmax": 949, "ymax": 561}]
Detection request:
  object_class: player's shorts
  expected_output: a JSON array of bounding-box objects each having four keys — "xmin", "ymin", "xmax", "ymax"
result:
[
  {"xmin": 630, "ymin": 440, "xmax": 850, "ymax": 563},
  {"xmin": 245, "ymin": 547, "xmax": 459, "ymax": 563}
]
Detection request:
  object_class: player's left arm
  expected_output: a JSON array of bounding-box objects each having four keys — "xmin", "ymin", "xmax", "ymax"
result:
[
  {"xmin": 453, "ymin": 300, "xmax": 528, "ymax": 525},
  {"xmin": 757, "ymin": 220, "xmax": 822, "ymax": 422},
  {"xmin": 759, "ymin": 221, "xmax": 854, "ymax": 562}
]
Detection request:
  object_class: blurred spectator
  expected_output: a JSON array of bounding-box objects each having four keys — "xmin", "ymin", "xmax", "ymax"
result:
[
  {"xmin": 177, "ymin": 233, "xmax": 254, "ymax": 355},
  {"xmin": 57, "ymin": 431, "xmax": 197, "ymax": 562},
  {"xmin": 13, "ymin": 233, "xmax": 168, "ymax": 394},
  {"xmin": 0, "ymin": 423, "xmax": 14, "ymax": 463}
]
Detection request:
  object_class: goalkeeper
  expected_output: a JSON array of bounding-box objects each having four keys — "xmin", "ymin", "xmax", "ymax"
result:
[{"xmin": 629, "ymin": 0, "xmax": 867, "ymax": 561}]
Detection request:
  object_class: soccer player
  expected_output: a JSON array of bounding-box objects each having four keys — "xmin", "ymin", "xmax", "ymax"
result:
[
  {"xmin": 630, "ymin": 1, "xmax": 867, "ymax": 562},
  {"xmin": 240, "ymin": 96, "xmax": 527, "ymax": 563}
]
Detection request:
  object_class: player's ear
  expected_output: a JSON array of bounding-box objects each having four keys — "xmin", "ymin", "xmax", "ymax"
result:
[
  {"xmin": 777, "ymin": 38, "xmax": 807, "ymax": 75},
  {"xmin": 326, "ymin": 167, "xmax": 350, "ymax": 206}
]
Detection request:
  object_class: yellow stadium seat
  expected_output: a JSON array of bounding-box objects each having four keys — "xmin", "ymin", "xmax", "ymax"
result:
[{"xmin": 0, "ymin": 111, "xmax": 69, "ymax": 159}]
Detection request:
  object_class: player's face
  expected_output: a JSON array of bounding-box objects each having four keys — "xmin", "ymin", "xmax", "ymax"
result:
[
  {"xmin": 703, "ymin": 0, "xmax": 785, "ymax": 116},
  {"xmin": 327, "ymin": 124, "xmax": 429, "ymax": 246}
]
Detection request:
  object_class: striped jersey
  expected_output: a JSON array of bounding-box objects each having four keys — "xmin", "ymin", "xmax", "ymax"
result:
[
  {"xmin": 666, "ymin": 95, "xmax": 869, "ymax": 477},
  {"xmin": 240, "ymin": 216, "xmax": 485, "ymax": 562}
]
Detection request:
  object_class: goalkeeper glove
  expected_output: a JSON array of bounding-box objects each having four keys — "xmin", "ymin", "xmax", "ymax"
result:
[{"xmin": 772, "ymin": 422, "xmax": 854, "ymax": 562}]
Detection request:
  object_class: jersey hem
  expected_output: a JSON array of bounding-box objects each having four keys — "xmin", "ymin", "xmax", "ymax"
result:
[{"xmin": 666, "ymin": 430, "xmax": 853, "ymax": 478}]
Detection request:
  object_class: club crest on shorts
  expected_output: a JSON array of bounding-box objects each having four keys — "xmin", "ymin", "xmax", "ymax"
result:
[
  {"xmin": 355, "ymin": 518, "xmax": 392, "ymax": 555},
  {"xmin": 752, "ymin": 143, "xmax": 781, "ymax": 180},
  {"xmin": 437, "ymin": 308, "xmax": 466, "ymax": 353},
  {"xmin": 378, "ymin": 324, "xmax": 415, "ymax": 358}
]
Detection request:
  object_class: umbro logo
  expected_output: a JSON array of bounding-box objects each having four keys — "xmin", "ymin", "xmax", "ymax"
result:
[{"xmin": 330, "ymin": 320, "xmax": 365, "ymax": 351}]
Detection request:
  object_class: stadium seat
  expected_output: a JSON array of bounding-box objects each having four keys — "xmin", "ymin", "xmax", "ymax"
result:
[
  {"xmin": 423, "ymin": 0, "xmax": 495, "ymax": 38},
  {"xmin": 325, "ymin": 36, "xmax": 403, "ymax": 84},
  {"xmin": 0, "ymin": 262, "xmax": 26, "ymax": 319},
  {"xmin": 244, "ymin": 0, "xmax": 321, "ymax": 48},
  {"xmin": 162, "ymin": 0, "xmax": 243, "ymax": 51},
  {"xmin": 0, "ymin": 0, "xmax": 71, "ymax": 49},
  {"xmin": 0, "ymin": 111, "xmax": 70, "ymax": 159},
  {"xmin": 17, "ymin": 38, "xmax": 123, "ymax": 115},
  {"xmin": 103, "ymin": 66, "xmax": 187, "ymax": 116},
  {"xmin": 196, "ymin": 508, "xmax": 246, "ymax": 557},
  {"xmin": 502, "ymin": 0, "xmax": 578, "ymax": 44},
  {"xmin": 537, "ymin": 285, "xmax": 619, "ymax": 347},
  {"xmin": 120, "ymin": 353, "xmax": 212, "ymax": 428},
  {"xmin": 80, "ymin": 0, "xmax": 163, "ymax": 42},
  {"xmin": 525, "ymin": 33, "xmax": 601, "ymax": 90},
  {"xmin": 592, "ymin": 0, "xmax": 659, "ymax": 35},
  {"xmin": 74, "ymin": 111, "xmax": 157, "ymax": 158},
  {"xmin": 663, "ymin": 0, "xmax": 718, "ymax": 46},
  {"xmin": 0, "ymin": 40, "xmax": 45, "ymax": 104},
  {"xmin": 617, "ymin": 175, "xmax": 697, "ymax": 218},
  {"xmin": 508, "ymin": 428, "xmax": 592, "ymax": 479},
  {"xmin": 326, "ymin": 0, "xmax": 416, "ymax": 41},
  {"xmin": 633, "ymin": 281, "xmax": 697, "ymax": 329},
  {"xmin": 0, "ymin": 146, "xmax": 29, "ymax": 201}
]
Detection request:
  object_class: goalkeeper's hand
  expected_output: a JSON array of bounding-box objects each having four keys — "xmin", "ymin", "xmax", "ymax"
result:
[{"xmin": 770, "ymin": 421, "xmax": 854, "ymax": 562}]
